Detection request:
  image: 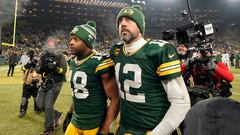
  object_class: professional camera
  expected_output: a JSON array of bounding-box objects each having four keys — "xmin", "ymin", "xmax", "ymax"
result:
[
  {"xmin": 39, "ymin": 51, "xmax": 59, "ymax": 74},
  {"xmin": 211, "ymin": 80, "xmax": 232, "ymax": 97},
  {"xmin": 176, "ymin": 0, "xmax": 232, "ymax": 106},
  {"xmin": 176, "ymin": 21, "xmax": 216, "ymax": 46},
  {"xmin": 175, "ymin": 16, "xmax": 216, "ymax": 64},
  {"xmin": 175, "ymin": 1, "xmax": 216, "ymax": 54}
]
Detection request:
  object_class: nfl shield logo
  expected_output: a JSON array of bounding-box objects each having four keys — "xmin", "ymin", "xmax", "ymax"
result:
[{"xmin": 114, "ymin": 48, "xmax": 120, "ymax": 56}]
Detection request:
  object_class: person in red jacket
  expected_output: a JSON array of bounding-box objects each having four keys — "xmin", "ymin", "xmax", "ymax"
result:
[{"xmin": 181, "ymin": 48, "xmax": 234, "ymax": 105}]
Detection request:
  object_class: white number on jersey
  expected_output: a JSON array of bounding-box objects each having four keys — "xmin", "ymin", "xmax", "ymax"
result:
[
  {"xmin": 115, "ymin": 63, "xmax": 145, "ymax": 103},
  {"xmin": 69, "ymin": 70, "xmax": 89, "ymax": 99}
]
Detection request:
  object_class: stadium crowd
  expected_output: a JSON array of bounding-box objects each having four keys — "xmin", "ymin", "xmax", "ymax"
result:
[{"xmin": 1, "ymin": 23, "xmax": 240, "ymax": 69}]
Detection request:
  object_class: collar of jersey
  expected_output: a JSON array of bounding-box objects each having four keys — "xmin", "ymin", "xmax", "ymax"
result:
[
  {"xmin": 74, "ymin": 50, "xmax": 96, "ymax": 66},
  {"xmin": 123, "ymin": 39, "xmax": 150, "ymax": 56}
]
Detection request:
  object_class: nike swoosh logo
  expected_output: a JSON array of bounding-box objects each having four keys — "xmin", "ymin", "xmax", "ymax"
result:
[{"xmin": 168, "ymin": 53, "xmax": 175, "ymax": 58}]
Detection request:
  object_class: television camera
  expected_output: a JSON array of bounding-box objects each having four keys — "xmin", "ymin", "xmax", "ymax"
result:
[
  {"xmin": 36, "ymin": 50, "xmax": 60, "ymax": 90},
  {"xmin": 175, "ymin": 0, "xmax": 217, "ymax": 57},
  {"xmin": 173, "ymin": 0, "xmax": 231, "ymax": 104},
  {"xmin": 176, "ymin": 21, "xmax": 216, "ymax": 46}
]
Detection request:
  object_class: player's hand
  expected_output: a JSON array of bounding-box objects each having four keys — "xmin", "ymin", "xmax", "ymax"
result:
[
  {"xmin": 62, "ymin": 112, "xmax": 72, "ymax": 133},
  {"xmin": 98, "ymin": 129, "xmax": 109, "ymax": 135}
]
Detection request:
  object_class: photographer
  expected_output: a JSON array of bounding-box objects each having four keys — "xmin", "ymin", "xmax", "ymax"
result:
[
  {"xmin": 181, "ymin": 48, "xmax": 234, "ymax": 105},
  {"xmin": 177, "ymin": 43, "xmax": 191, "ymax": 60},
  {"xmin": 36, "ymin": 42, "xmax": 67, "ymax": 135},
  {"xmin": 19, "ymin": 50, "xmax": 42, "ymax": 118},
  {"xmin": 177, "ymin": 43, "xmax": 195, "ymax": 87},
  {"xmin": 172, "ymin": 46, "xmax": 234, "ymax": 135}
]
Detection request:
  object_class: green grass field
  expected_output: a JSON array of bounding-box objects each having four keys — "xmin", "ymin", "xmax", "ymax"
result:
[
  {"xmin": 0, "ymin": 66, "xmax": 72, "ymax": 135},
  {"xmin": 0, "ymin": 65, "xmax": 239, "ymax": 135}
]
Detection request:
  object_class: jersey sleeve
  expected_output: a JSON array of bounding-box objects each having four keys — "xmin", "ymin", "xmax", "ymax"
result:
[
  {"xmin": 148, "ymin": 41, "xmax": 181, "ymax": 80},
  {"xmin": 109, "ymin": 46, "xmax": 115, "ymax": 60},
  {"xmin": 95, "ymin": 55, "xmax": 115, "ymax": 77},
  {"xmin": 110, "ymin": 42, "xmax": 123, "ymax": 60}
]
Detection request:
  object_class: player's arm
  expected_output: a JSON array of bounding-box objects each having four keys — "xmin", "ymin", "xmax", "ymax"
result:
[
  {"xmin": 63, "ymin": 103, "xmax": 73, "ymax": 133},
  {"xmin": 150, "ymin": 42, "xmax": 190, "ymax": 135},
  {"xmin": 99, "ymin": 73, "xmax": 120, "ymax": 134},
  {"xmin": 151, "ymin": 77, "xmax": 190, "ymax": 135}
]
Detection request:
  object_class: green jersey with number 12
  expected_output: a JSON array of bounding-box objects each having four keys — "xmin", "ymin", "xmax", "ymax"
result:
[{"xmin": 110, "ymin": 40, "xmax": 181, "ymax": 131}]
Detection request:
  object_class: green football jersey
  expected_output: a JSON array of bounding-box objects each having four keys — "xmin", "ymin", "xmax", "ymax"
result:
[
  {"xmin": 110, "ymin": 40, "xmax": 181, "ymax": 131},
  {"xmin": 68, "ymin": 50, "xmax": 114, "ymax": 130}
]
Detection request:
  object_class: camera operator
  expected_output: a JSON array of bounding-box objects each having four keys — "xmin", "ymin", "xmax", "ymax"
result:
[
  {"xmin": 182, "ymin": 48, "xmax": 234, "ymax": 105},
  {"xmin": 36, "ymin": 41, "xmax": 67, "ymax": 135},
  {"xmin": 177, "ymin": 43, "xmax": 195, "ymax": 87},
  {"xmin": 177, "ymin": 43, "xmax": 190, "ymax": 60},
  {"xmin": 19, "ymin": 50, "xmax": 42, "ymax": 118}
]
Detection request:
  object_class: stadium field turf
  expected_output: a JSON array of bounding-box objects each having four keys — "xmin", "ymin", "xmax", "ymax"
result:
[{"xmin": 0, "ymin": 65, "xmax": 239, "ymax": 135}]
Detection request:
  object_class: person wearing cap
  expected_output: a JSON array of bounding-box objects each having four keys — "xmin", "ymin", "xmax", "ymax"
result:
[
  {"xmin": 36, "ymin": 38, "xmax": 67, "ymax": 135},
  {"xmin": 64, "ymin": 21, "xmax": 119, "ymax": 135},
  {"xmin": 110, "ymin": 5, "xmax": 190, "ymax": 135}
]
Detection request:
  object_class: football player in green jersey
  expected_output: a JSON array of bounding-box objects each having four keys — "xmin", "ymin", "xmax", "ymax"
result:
[
  {"xmin": 64, "ymin": 21, "xmax": 119, "ymax": 135},
  {"xmin": 110, "ymin": 5, "xmax": 191, "ymax": 135}
]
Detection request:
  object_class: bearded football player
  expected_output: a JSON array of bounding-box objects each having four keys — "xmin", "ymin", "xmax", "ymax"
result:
[{"xmin": 110, "ymin": 5, "xmax": 190, "ymax": 135}]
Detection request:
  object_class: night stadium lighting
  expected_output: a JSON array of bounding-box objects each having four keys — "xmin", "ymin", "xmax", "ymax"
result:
[
  {"xmin": 227, "ymin": 0, "xmax": 240, "ymax": 2},
  {"xmin": 53, "ymin": 0, "xmax": 128, "ymax": 8},
  {"xmin": 131, "ymin": 0, "xmax": 145, "ymax": 4}
]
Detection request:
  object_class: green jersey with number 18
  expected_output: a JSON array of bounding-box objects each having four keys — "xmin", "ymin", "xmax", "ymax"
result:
[
  {"xmin": 68, "ymin": 50, "xmax": 114, "ymax": 130},
  {"xmin": 110, "ymin": 40, "xmax": 181, "ymax": 131}
]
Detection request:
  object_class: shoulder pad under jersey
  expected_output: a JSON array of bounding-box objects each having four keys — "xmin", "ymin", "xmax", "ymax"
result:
[
  {"xmin": 91, "ymin": 50, "xmax": 103, "ymax": 61},
  {"xmin": 145, "ymin": 40, "xmax": 175, "ymax": 57},
  {"xmin": 149, "ymin": 39, "xmax": 169, "ymax": 47},
  {"xmin": 113, "ymin": 41, "xmax": 124, "ymax": 47}
]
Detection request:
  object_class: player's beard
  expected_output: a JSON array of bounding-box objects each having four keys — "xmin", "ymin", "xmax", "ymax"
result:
[{"xmin": 121, "ymin": 33, "xmax": 136, "ymax": 44}]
